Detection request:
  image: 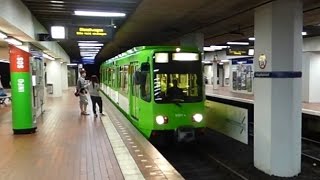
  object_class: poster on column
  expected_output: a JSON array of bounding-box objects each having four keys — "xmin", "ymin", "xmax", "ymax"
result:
[{"xmin": 9, "ymin": 45, "xmax": 35, "ymax": 133}]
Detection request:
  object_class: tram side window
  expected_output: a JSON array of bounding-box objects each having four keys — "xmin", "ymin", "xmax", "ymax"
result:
[
  {"xmin": 117, "ymin": 67, "xmax": 121, "ymax": 88},
  {"xmin": 140, "ymin": 62, "xmax": 151, "ymax": 102},
  {"xmin": 107, "ymin": 68, "xmax": 112, "ymax": 86},
  {"xmin": 119, "ymin": 65, "xmax": 129, "ymax": 94},
  {"xmin": 112, "ymin": 69, "xmax": 116, "ymax": 88},
  {"xmin": 106, "ymin": 69, "xmax": 108, "ymax": 85}
]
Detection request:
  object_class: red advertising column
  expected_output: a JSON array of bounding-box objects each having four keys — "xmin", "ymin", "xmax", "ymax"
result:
[{"xmin": 9, "ymin": 45, "xmax": 35, "ymax": 134}]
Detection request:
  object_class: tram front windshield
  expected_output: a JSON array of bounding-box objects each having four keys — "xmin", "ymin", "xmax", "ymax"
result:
[{"xmin": 153, "ymin": 52, "xmax": 203, "ymax": 103}]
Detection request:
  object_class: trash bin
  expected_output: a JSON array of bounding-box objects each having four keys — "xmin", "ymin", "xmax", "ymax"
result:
[{"xmin": 47, "ymin": 83, "xmax": 53, "ymax": 94}]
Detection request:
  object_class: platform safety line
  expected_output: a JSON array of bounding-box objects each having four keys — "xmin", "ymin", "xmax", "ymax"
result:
[{"xmin": 101, "ymin": 113, "xmax": 145, "ymax": 180}]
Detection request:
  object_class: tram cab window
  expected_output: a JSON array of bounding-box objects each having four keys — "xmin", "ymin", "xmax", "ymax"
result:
[
  {"xmin": 140, "ymin": 63, "xmax": 151, "ymax": 102},
  {"xmin": 154, "ymin": 73, "xmax": 202, "ymax": 103}
]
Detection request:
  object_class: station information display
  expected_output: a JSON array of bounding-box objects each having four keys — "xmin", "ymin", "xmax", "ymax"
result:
[{"xmin": 68, "ymin": 26, "xmax": 113, "ymax": 40}]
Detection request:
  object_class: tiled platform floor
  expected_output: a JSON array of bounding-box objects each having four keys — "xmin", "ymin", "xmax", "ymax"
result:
[
  {"xmin": 0, "ymin": 90, "xmax": 124, "ymax": 180},
  {"xmin": 0, "ymin": 89, "xmax": 182, "ymax": 180}
]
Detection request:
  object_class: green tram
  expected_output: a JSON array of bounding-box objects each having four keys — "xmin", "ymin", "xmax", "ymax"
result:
[{"xmin": 100, "ymin": 46, "xmax": 205, "ymax": 142}]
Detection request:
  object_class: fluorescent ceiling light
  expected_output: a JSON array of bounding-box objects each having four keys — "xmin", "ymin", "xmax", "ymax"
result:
[
  {"xmin": 78, "ymin": 41, "xmax": 99, "ymax": 43},
  {"xmin": 80, "ymin": 51, "xmax": 98, "ymax": 54},
  {"xmin": 78, "ymin": 43, "xmax": 104, "ymax": 47},
  {"xmin": 0, "ymin": 32, "xmax": 7, "ymax": 39},
  {"xmin": 67, "ymin": 63, "xmax": 77, "ymax": 66},
  {"xmin": 5, "ymin": 38, "xmax": 22, "ymax": 46},
  {"xmin": 0, "ymin": 59, "xmax": 9, "ymax": 63},
  {"xmin": 43, "ymin": 53, "xmax": 55, "ymax": 60},
  {"xmin": 79, "ymin": 46, "xmax": 102, "ymax": 49},
  {"xmin": 51, "ymin": 1, "xmax": 64, "ymax": 3},
  {"xmin": 248, "ymin": 37, "xmax": 255, "ymax": 41},
  {"xmin": 302, "ymin": 32, "xmax": 307, "ymax": 36},
  {"xmin": 227, "ymin": 42, "xmax": 249, "ymax": 45},
  {"xmin": 51, "ymin": 26, "xmax": 65, "ymax": 39},
  {"xmin": 80, "ymin": 50, "xmax": 100, "ymax": 53},
  {"xmin": 80, "ymin": 53, "xmax": 97, "ymax": 56},
  {"xmin": 74, "ymin": 10, "xmax": 126, "ymax": 17},
  {"xmin": 204, "ymin": 45, "xmax": 229, "ymax": 51},
  {"xmin": 82, "ymin": 56, "xmax": 95, "ymax": 60}
]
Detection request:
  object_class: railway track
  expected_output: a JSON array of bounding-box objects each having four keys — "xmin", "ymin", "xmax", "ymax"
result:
[
  {"xmin": 302, "ymin": 137, "xmax": 320, "ymax": 164},
  {"xmin": 157, "ymin": 143, "xmax": 248, "ymax": 180},
  {"xmin": 249, "ymin": 132, "xmax": 320, "ymax": 164},
  {"xmin": 157, "ymin": 130, "xmax": 320, "ymax": 179}
]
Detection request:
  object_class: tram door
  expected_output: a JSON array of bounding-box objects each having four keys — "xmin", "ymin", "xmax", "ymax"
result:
[{"xmin": 130, "ymin": 62, "xmax": 140, "ymax": 120}]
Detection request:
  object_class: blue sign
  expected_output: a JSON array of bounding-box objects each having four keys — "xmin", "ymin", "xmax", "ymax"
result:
[{"xmin": 254, "ymin": 71, "xmax": 302, "ymax": 78}]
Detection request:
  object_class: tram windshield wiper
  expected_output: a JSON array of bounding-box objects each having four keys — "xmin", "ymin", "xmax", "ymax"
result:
[{"xmin": 171, "ymin": 98, "xmax": 184, "ymax": 107}]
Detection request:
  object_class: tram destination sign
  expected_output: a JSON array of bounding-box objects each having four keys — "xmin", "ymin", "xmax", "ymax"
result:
[{"xmin": 68, "ymin": 26, "xmax": 113, "ymax": 40}]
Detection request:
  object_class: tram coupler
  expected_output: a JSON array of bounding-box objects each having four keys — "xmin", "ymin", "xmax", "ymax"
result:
[{"xmin": 175, "ymin": 126, "xmax": 195, "ymax": 143}]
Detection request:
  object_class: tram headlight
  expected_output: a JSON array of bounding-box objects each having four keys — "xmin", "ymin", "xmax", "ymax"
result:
[
  {"xmin": 192, "ymin": 114, "xmax": 203, "ymax": 123},
  {"xmin": 156, "ymin": 115, "xmax": 168, "ymax": 125}
]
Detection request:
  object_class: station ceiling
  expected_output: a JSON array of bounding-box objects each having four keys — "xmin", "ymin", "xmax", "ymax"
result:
[{"xmin": 21, "ymin": 0, "xmax": 320, "ymax": 64}]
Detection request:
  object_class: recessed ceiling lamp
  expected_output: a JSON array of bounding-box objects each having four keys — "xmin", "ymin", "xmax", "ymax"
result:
[
  {"xmin": 302, "ymin": 32, "xmax": 307, "ymax": 36},
  {"xmin": 5, "ymin": 37, "xmax": 22, "ymax": 46},
  {"xmin": 74, "ymin": 10, "xmax": 126, "ymax": 17},
  {"xmin": 51, "ymin": 26, "xmax": 65, "ymax": 39},
  {"xmin": 248, "ymin": 49, "xmax": 255, "ymax": 56},
  {"xmin": 0, "ymin": 31, "xmax": 7, "ymax": 39},
  {"xmin": 78, "ymin": 43, "xmax": 104, "ymax": 47},
  {"xmin": 227, "ymin": 42, "xmax": 249, "ymax": 45}
]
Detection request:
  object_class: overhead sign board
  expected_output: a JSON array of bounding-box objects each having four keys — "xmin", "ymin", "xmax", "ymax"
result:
[
  {"xmin": 226, "ymin": 48, "xmax": 249, "ymax": 56},
  {"xmin": 68, "ymin": 26, "xmax": 113, "ymax": 40}
]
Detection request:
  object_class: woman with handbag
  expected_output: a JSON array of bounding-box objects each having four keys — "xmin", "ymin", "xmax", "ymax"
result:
[{"xmin": 88, "ymin": 75, "xmax": 105, "ymax": 118}]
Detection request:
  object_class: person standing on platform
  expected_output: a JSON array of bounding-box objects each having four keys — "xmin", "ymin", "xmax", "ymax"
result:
[
  {"xmin": 0, "ymin": 75, "xmax": 6, "ymax": 96},
  {"xmin": 88, "ymin": 75, "xmax": 105, "ymax": 118},
  {"xmin": 77, "ymin": 69, "xmax": 90, "ymax": 115}
]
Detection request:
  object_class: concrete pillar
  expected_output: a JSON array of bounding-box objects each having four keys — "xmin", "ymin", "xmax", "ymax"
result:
[
  {"xmin": 61, "ymin": 63, "xmax": 68, "ymax": 90},
  {"xmin": 254, "ymin": 0, "xmax": 302, "ymax": 177},
  {"xmin": 46, "ymin": 60, "xmax": 62, "ymax": 97},
  {"xmin": 212, "ymin": 62, "xmax": 218, "ymax": 89}
]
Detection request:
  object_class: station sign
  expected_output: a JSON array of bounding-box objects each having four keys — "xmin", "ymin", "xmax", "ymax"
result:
[
  {"xmin": 226, "ymin": 48, "xmax": 249, "ymax": 56},
  {"xmin": 10, "ymin": 47, "xmax": 30, "ymax": 73},
  {"xmin": 68, "ymin": 26, "xmax": 113, "ymax": 40}
]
